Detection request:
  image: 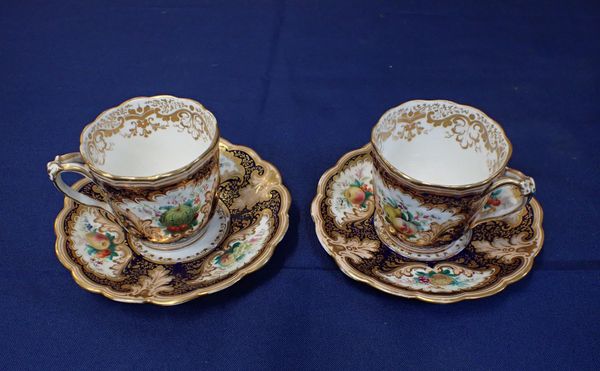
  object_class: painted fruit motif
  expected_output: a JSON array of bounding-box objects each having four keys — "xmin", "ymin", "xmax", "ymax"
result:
[
  {"xmin": 344, "ymin": 181, "xmax": 373, "ymax": 207},
  {"xmin": 384, "ymin": 204, "xmax": 420, "ymax": 237},
  {"xmin": 84, "ymin": 231, "xmax": 117, "ymax": 259},
  {"xmin": 485, "ymin": 189, "xmax": 502, "ymax": 209},
  {"xmin": 345, "ymin": 186, "xmax": 366, "ymax": 204},
  {"xmin": 429, "ymin": 273, "xmax": 454, "ymax": 286},
  {"xmin": 159, "ymin": 203, "xmax": 199, "ymax": 233},
  {"xmin": 415, "ymin": 270, "xmax": 459, "ymax": 286},
  {"xmin": 218, "ymin": 253, "xmax": 236, "ymax": 266},
  {"xmin": 85, "ymin": 232, "xmax": 111, "ymax": 250},
  {"xmin": 215, "ymin": 241, "xmax": 252, "ymax": 268}
]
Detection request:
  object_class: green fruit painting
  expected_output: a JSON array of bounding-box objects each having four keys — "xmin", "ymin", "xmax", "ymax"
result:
[
  {"xmin": 384, "ymin": 204, "xmax": 400, "ymax": 219},
  {"xmin": 159, "ymin": 203, "xmax": 199, "ymax": 233}
]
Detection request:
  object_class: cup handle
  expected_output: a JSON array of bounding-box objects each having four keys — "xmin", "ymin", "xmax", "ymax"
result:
[
  {"xmin": 47, "ymin": 153, "xmax": 113, "ymax": 214},
  {"xmin": 469, "ymin": 171, "xmax": 536, "ymax": 228}
]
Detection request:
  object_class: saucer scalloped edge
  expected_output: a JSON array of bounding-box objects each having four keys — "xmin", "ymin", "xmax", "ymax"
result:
[
  {"xmin": 311, "ymin": 144, "xmax": 544, "ymax": 304},
  {"xmin": 54, "ymin": 139, "xmax": 290, "ymax": 305}
]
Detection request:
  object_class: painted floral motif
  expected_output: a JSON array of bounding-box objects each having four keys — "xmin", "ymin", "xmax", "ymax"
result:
[
  {"xmin": 376, "ymin": 264, "xmax": 494, "ymax": 293},
  {"xmin": 188, "ymin": 211, "xmax": 274, "ymax": 284},
  {"xmin": 214, "ymin": 240, "xmax": 253, "ymax": 267},
  {"xmin": 211, "ymin": 213, "xmax": 272, "ymax": 271},
  {"xmin": 128, "ymin": 202, "xmax": 230, "ymax": 265}
]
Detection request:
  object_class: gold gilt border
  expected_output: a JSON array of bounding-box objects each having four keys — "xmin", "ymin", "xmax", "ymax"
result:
[
  {"xmin": 80, "ymin": 95, "xmax": 221, "ymax": 184},
  {"xmin": 54, "ymin": 138, "xmax": 291, "ymax": 306},
  {"xmin": 370, "ymin": 99, "xmax": 514, "ymax": 191},
  {"xmin": 311, "ymin": 144, "xmax": 544, "ymax": 304}
]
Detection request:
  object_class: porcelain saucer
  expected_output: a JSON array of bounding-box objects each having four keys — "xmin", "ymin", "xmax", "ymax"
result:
[
  {"xmin": 54, "ymin": 139, "xmax": 290, "ymax": 305},
  {"xmin": 311, "ymin": 144, "xmax": 544, "ymax": 304}
]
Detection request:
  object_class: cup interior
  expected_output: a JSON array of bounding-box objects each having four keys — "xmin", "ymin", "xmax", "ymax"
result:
[
  {"xmin": 372, "ymin": 100, "xmax": 511, "ymax": 186},
  {"xmin": 81, "ymin": 96, "xmax": 218, "ymax": 178}
]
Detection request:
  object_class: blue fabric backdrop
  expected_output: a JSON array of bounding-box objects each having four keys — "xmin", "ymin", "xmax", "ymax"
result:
[{"xmin": 1, "ymin": 0, "xmax": 599, "ymax": 369}]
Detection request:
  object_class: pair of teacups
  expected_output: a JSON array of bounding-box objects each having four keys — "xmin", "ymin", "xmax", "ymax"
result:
[{"xmin": 47, "ymin": 96, "xmax": 535, "ymax": 261}]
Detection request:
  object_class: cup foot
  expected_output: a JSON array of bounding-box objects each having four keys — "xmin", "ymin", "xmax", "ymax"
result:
[
  {"xmin": 140, "ymin": 221, "xmax": 212, "ymax": 251},
  {"xmin": 374, "ymin": 213, "xmax": 471, "ymax": 261},
  {"xmin": 128, "ymin": 200, "xmax": 230, "ymax": 264}
]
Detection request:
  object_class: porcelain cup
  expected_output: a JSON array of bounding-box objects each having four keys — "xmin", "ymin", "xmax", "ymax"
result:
[
  {"xmin": 47, "ymin": 95, "xmax": 220, "ymax": 249},
  {"xmin": 371, "ymin": 99, "xmax": 535, "ymax": 261}
]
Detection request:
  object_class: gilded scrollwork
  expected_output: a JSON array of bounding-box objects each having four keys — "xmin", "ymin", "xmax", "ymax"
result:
[
  {"xmin": 471, "ymin": 232, "xmax": 539, "ymax": 263},
  {"xmin": 96, "ymin": 154, "xmax": 220, "ymax": 244},
  {"xmin": 325, "ymin": 154, "xmax": 375, "ymax": 229},
  {"xmin": 53, "ymin": 139, "xmax": 290, "ymax": 305},
  {"xmin": 376, "ymin": 111, "xmax": 428, "ymax": 143},
  {"xmin": 311, "ymin": 144, "xmax": 544, "ymax": 303},
  {"xmin": 372, "ymin": 100, "xmax": 509, "ymax": 175},
  {"xmin": 67, "ymin": 206, "xmax": 132, "ymax": 280},
  {"xmin": 124, "ymin": 266, "xmax": 174, "ymax": 298},
  {"xmin": 371, "ymin": 154, "xmax": 479, "ymax": 209},
  {"xmin": 230, "ymin": 169, "xmax": 280, "ymax": 211},
  {"xmin": 372, "ymin": 157, "xmax": 471, "ymax": 248},
  {"xmin": 374, "ymin": 262, "xmax": 496, "ymax": 293},
  {"xmin": 326, "ymin": 233, "xmax": 380, "ymax": 264},
  {"xmin": 85, "ymin": 97, "xmax": 216, "ymax": 166},
  {"xmin": 99, "ymin": 154, "xmax": 218, "ymax": 201}
]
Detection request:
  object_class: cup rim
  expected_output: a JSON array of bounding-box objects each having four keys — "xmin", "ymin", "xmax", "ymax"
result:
[
  {"xmin": 79, "ymin": 95, "xmax": 220, "ymax": 183},
  {"xmin": 370, "ymin": 99, "xmax": 513, "ymax": 190}
]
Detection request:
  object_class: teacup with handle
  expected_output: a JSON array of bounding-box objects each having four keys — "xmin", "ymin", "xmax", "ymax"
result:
[
  {"xmin": 371, "ymin": 99, "xmax": 535, "ymax": 261},
  {"xmin": 47, "ymin": 95, "xmax": 221, "ymax": 249}
]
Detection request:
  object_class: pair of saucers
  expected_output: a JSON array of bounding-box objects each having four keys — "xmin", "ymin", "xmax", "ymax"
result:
[
  {"xmin": 55, "ymin": 141, "xmax": 543, "ymax": 305},
  {"xmin": 52, "ymin": 98, "xmax": 544, "ymax": 305}
]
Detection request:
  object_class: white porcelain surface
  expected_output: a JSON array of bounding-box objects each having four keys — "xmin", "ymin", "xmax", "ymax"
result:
[
  {"xmin": 372, "ymin": 100, "xmax": 511, "ymax": 186},
  {"xmin": 81, "ymin": 96, "xmax": 218, "ymax": 177}
]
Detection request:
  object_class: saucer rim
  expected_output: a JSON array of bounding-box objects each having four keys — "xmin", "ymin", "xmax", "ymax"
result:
[
  {"xmin": 311, "ymin": 143, "xmax": 545, "ymax": 304},
  {"xmin": 53, "ymin": 138, "xmax": 291, "ymax": 306}
]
